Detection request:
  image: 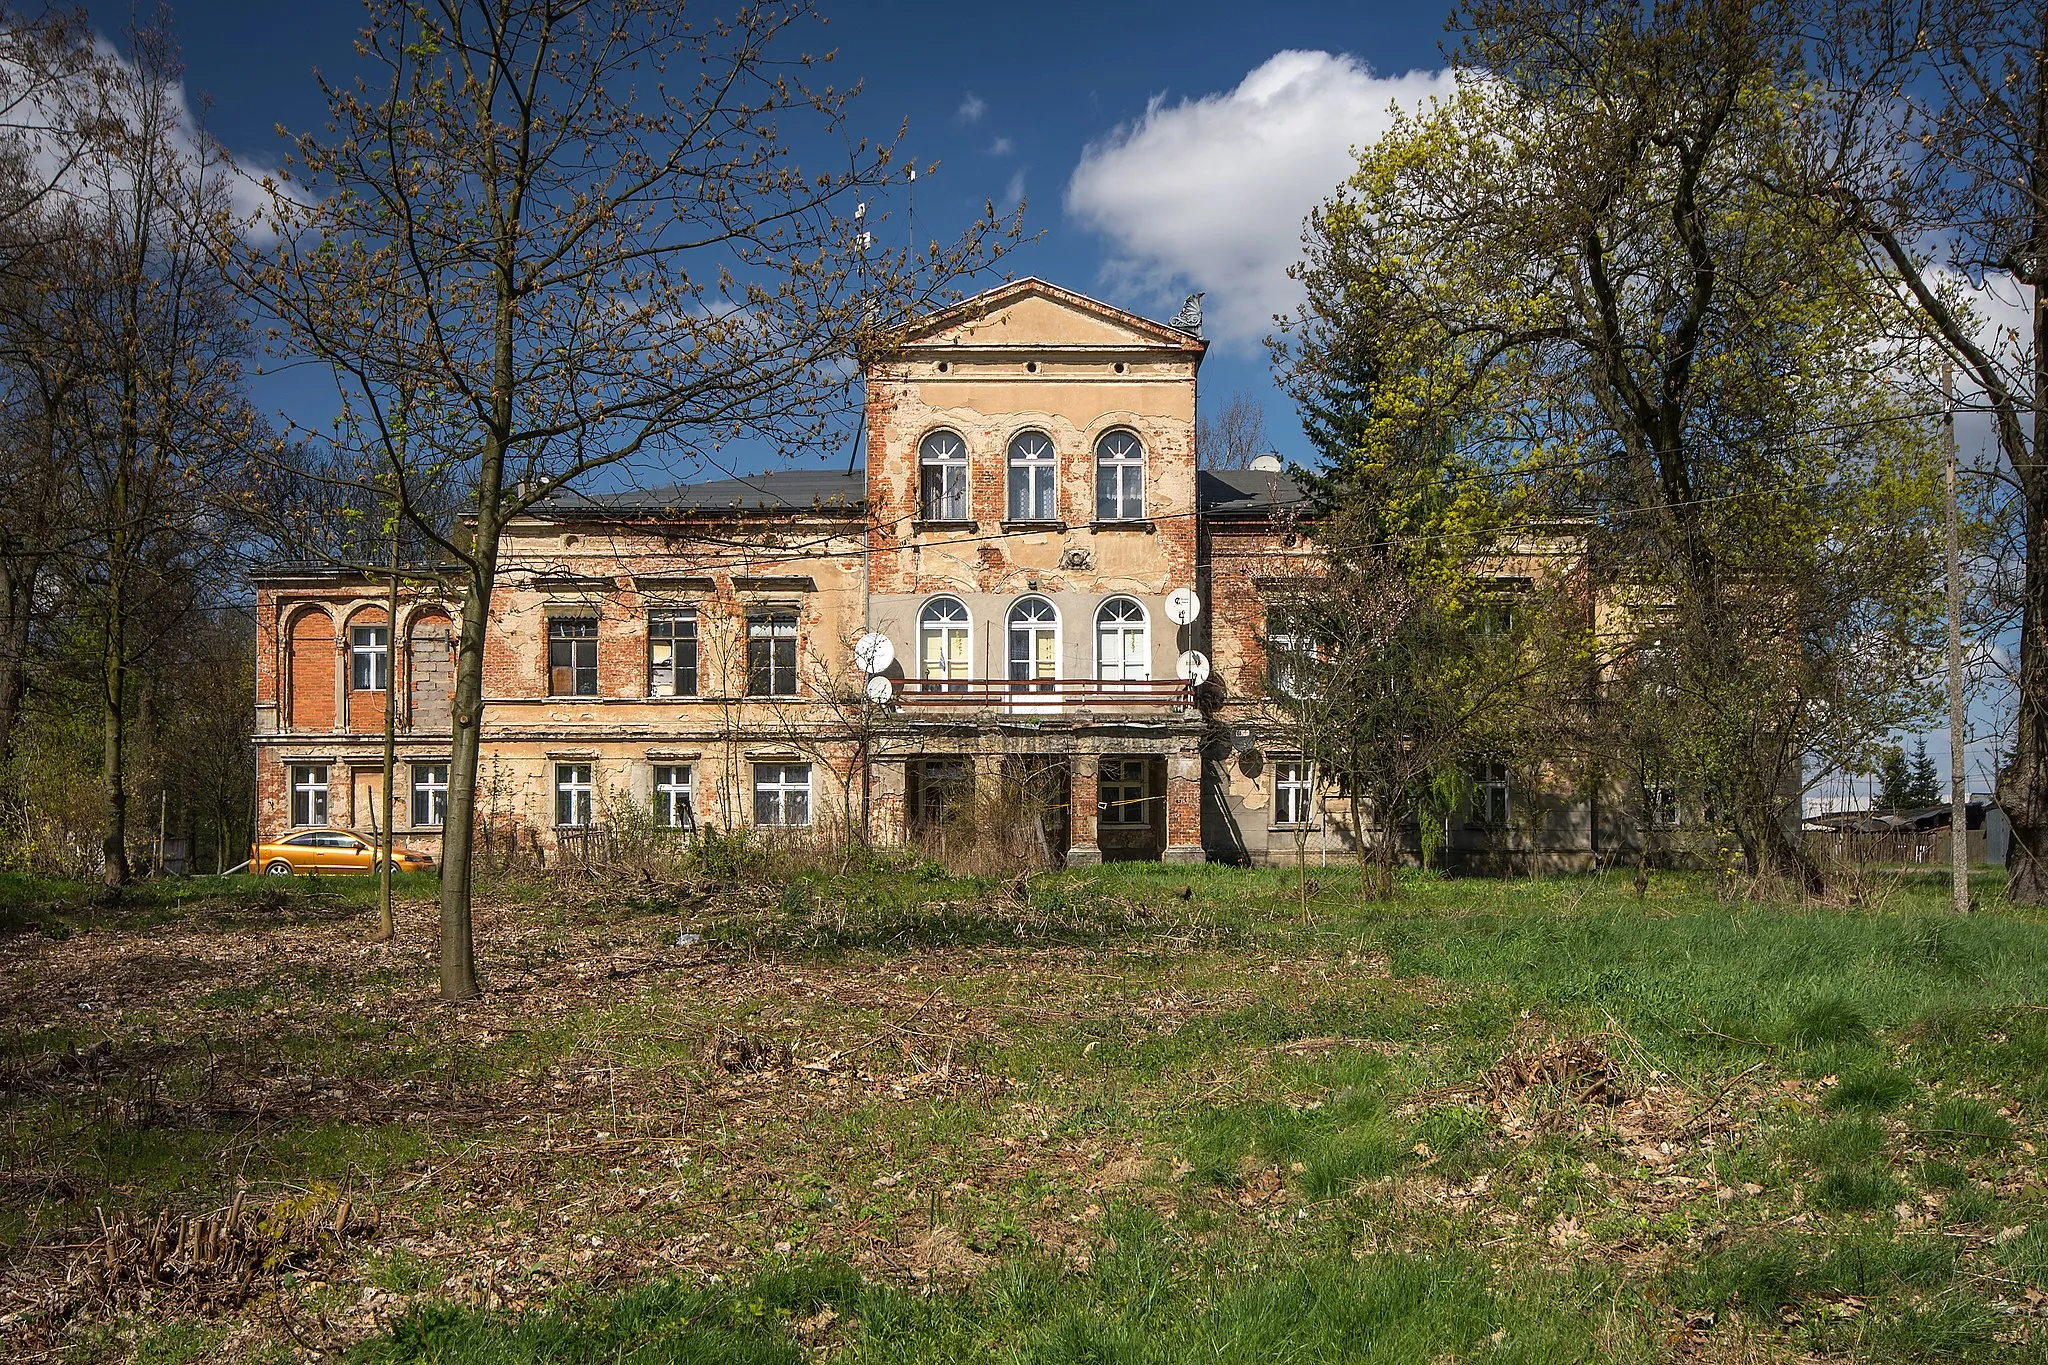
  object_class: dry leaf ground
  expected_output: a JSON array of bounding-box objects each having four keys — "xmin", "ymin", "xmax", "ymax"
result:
[{"xmin": 1, "ymin": 862, "xmax": 2045, "ymax": 1362}]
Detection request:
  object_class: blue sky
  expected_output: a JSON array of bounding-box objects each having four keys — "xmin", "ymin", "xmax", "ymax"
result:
[
  {"xmin": 76, "ymin": 1, "xmax": 2008, "ymax": 791},
  {"xmin": 81, "ymin": 0, "xmax": 1459, "ymax": 466}
]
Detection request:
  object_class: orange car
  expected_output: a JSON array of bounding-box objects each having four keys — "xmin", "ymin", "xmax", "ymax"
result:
[{"xmin": 252, "ymin": 828, "xmax": 437, "ymax": 877}]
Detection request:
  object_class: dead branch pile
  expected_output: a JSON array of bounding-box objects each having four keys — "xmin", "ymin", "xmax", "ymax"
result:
[
  {"xmin": 708, "ymin": 1027, "xmax": 791, "ymax": 1076},
  {"xmin": 1486, "ymin": 1039, "xmax": 1631, "ymax": 1109},
  {"xmin": 59, "ymin": 1190, "xmax": 375, "ymax": 1314}
]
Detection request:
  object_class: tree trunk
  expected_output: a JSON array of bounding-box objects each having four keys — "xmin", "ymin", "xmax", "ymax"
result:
[
  {"xmin": 2008, "ymin": 484, "xmax": 2048, "ymax": 901},
  {"xmin": 100, "ymin": 581, "xmax": 128, "ymax": 895},
  {"xmin": 0, "ymin": 554, "xmax": 35, "ymax": 780},
  {"xmin": 437, "ymin": 571, "xmax": 489, "ymax": 1000}
]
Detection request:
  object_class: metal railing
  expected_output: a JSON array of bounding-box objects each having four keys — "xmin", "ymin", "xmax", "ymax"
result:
[{"xmin": 894, "ymin": 677, "xmax": 1193, "ymax": 707}]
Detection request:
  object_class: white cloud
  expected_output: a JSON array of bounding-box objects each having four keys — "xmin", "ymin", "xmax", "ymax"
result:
[
  {"xmin": 1065, "ymin": 51, "xmax": 1458, "ymax": 349},
  {"xmin": 989, "ymin": 135, "xmax": 1013, "ymax": 157},
  {"xmin": 957, "ymin": 92, "xmax": 986, "ymax": 124},
  {"xmin": 1002, "ymin": 167, "xmax": 1026, "ymax": 212}
]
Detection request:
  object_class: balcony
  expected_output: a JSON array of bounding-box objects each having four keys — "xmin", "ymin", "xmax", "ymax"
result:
[{"xmin": 894, "ymin": 677, "xmax": 1192, "ymax": 710}]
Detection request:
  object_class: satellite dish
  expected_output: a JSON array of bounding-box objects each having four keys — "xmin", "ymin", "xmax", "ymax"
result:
[
  {"xmin": 853, "ymin": 631, "xmax": 895, "ymax": 674},
  {"xmin": 1176, "ymin": 650, "xmax": 1212, "ymax": 685},
  {"xmin": 1164, "ymin": 588, "xmax": 1202, "ymax": 625},
  {"xmin": 865, "ymin": 674, "xmax": 894, "ymax": 705}
]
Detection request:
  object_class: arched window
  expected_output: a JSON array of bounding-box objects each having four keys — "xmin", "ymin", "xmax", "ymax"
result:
[
  {"xmin": 1094, "ymin": 429, "xmax": 1144, "ymax": 521},
  {"xmin": 918, "ymin": 596, "xmax": 971, "ymax": 693},
  {"xmin": 1095, "ymin": 597, "xmax": 1150, "ymax": 687},
  {"xmin": 1006, "ymin": 596, "xmax": 1059, "ymax": 694},
  {"xmin": 919, "ymin": 429, "xmax": 969, "ymax": 521},
  {"xmin": 1007, "ymin": 430, "xmax": 1056, "ymax": 521}
]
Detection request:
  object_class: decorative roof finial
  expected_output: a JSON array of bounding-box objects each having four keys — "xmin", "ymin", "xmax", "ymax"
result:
[{"xmin": 1168, "ymin": 292, "xmax": 1205, "ymax": 336}]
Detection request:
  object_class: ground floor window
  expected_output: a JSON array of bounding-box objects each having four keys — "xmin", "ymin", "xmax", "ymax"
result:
[
  {"xmin": 654, "ymin": 764, "xmax": 694, "ymax": 829},
  {"xmin": 410, "ymin": 762, "xmax": 449, "ymax": 828},
  {"xmin": 1274, "ymin": 760, "xmax": 1314, "ymax": 827},
  {"xmin": 754, "ymin": 762, "xmax": 811, "ymax": 828},
  {"xmin": 1647, "ymin": 784, "xmax": 1680, "ymax": 830},
  {"xmin": 1099, "ymin": 758, "xmax": 1150, "ymax": 826},
  {"xmin": 1474, "ymin": 761, "xmax": 1510, "ymax": 827},
  {"xmin": 290, "ymin": 764, "xmax": 329, "ymax": 826},
  {"xmin": 554, "ymin": 763, "xmax": 594, "ymax": 828}
]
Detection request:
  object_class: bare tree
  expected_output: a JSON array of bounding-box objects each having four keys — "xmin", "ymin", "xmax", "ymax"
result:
[
  {"xmin": 1196, "ymin": 391, "xmax": 1270, "ymax": 469},
  {"xmin": 242, "ymin": 0, "xmax": 1011, "ymax": 997}
]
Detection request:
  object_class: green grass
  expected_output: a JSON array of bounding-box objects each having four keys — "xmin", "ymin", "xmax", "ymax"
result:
[{"xmin": 10, "ymin": 863, "xmax": 2048, "ymax": 1362}]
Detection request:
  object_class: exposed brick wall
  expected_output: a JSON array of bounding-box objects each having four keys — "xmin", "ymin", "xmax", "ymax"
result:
[{"xmin": 287, "ymin": 606, "xmax": 336, "ymax": 731}]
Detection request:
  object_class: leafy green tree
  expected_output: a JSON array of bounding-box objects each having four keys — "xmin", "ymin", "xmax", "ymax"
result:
[{"xmin": 1282, "ymin": 0, "xmax": 1946, "ymax": 894}]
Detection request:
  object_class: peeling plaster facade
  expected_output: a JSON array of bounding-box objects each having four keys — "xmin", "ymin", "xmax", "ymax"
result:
[{"xmin": 251, "ymin": 279, "xmax": 1664, "ymax": 869}]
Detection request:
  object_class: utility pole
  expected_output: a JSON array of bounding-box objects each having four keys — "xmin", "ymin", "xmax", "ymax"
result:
[
  {"xmin": 374, "ymin": 517, "xmax": 399, "ymax": 943},
  {"xmin": 1945, "ymin": 362, "xmax": 1970, "ymax": 914}
]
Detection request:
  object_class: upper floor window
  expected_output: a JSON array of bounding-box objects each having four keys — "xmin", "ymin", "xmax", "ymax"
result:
[
  {"xmin": 411, "ymin": 762, "xmax": 449, "ymax": 828},
  {"xmin": 290, "ymin": 764, "xmax": 329, "ymax": 826},
  {"xmin": 1474, "ymin": 761, "xmax": 1510, "ymax": 827},
  {"xmin": 747, "ymin": 612, "xmax": 799, "ymax": 696},
  {"xmin": 1265, "ymin": 630, "xmax": 1314, "ymax": 699},
  {"xmin": 548, "ymin": 617, "xmax": 598, "ymax": 696},
  {"xmin": 919, "ymin": 429, "xmax": 969, "ymax": 521},
  {"xmin": 555, "ymin": 763, "xmax": 594, "ymax": 827},
  {"xmin": 1095, "ymin": 430, "xmax": 1144, "ymax": 521},
  {"xmin": 1007, "ymin": 430, "xmax": 1056, "ymax": 521},
  {"xmin": 1095, "ymin": 597, "xmax": 1150, "ymax": 683},
  {"xmin": 349, "ymin": 625, "xmax": 389, "ymax": 691},
  {"xmin": 649, "ymin": 610, "xmax": 698, "ymax": 697},
  {"xmin": 1007, "ymin": 596, "xmax": 1058, "ymax": 692},
  {"xmin": 653, "ymin": 764, "xmax": 693, "ymax": 829},
  {"xmin": 919, "ymin": 596, "xmax": 971, "ymax": 691}
]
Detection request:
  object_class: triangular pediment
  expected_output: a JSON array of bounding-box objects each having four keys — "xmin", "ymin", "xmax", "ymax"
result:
[{"xmin": 898, "ymin": 278, "xmax": 1205, "ymax": 352}]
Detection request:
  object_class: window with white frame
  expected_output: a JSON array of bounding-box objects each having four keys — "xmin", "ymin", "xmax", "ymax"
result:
[
  {"xmin": 746, "ymin": 612, "xmax": 799, "ymax": 696},
  {"xmin": 653, "ymin": 764, "xmax": 693, "ymax": 829},
  {"xmin": 649, "ymin": 610, "xmax": 698, "ymax": 697},
  {"xmin": 1007, "ymin": 430, "xmax": 1056, "ymax": 520},
  {"xmin": 1275, "ymin": 760, "xmax": 1314, "ymax": 827},
  {"xmin": 1647, "ymin": 784, "xmax": 1681, "ymax": 830},
  {"xmin": 1095, "ymin": 597, "xmax": 1150, "ymax": 685},
  {"xmin": 1474, "ymin": 761, "xmax": 1510, "ymax": 827},
  {"xmin": 410, "ymin": 762, "xmax": 448, "ymax": 827},
  {"xmin": 548, "ymin": 617, "xmax": 598, "ymax": 696},
  {"xmin": 290, "ymin": 764, "xmax": 329, "ymax": 826},
  {"xmin": 1265, "ymin": 631, "xmax": 1314, "ymax": 699},
  {"xmin": 1100, "ymin": 758, "xmax": 1150, "ymax": 826},
  {"xmin": 1094, "ymin": 430, "xmax": 1144, "ymax": 521},
  {"xmin": 753, "ymin": 762, "xmax": 811, "ymax": 828},
  {"xmin": 1007, "ymin": 596, "xmax": 1058, "ymax": 692},
  {"xmin": 919, "ymin": 429, "xmax": 970, "ymax": 521},
  {"xmin": 554, "ymin": 762, "xmax": 594, "ymax": 827},
  {"xmin": 919, "ymin": 596, "xmax": 971, "ymax": 692},
  {"xmin": 350, "ymin": 625, "xmax": 389, "ymax": 691}
]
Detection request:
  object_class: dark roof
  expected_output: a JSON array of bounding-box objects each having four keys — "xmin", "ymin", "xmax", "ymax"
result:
[
  {"xmin": 533, "ymin": 468, "xmax": 866, "ymax": 518},
  {"xmin": 1197, "ymin": 467, "xmax": 1310, "ymax": 517}
]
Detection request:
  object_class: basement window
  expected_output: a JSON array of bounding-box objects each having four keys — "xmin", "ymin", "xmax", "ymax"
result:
[
  {"xmin": 554, "ymin": 763, "xmax": 594, "ymax": 828},
  {"xmin": 1274, "ymin": 760, "xmax": 1314, "ymax": 828}
]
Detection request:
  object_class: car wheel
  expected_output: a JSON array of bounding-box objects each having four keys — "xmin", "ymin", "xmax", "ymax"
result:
[{"xmin": 264, "ymin": 859, "xmax": 294, "ymax": 877}]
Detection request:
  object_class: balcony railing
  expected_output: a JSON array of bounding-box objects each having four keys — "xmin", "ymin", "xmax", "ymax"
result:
[{"xmin": 894, "ymin": 677, "xmax": 1193, "ymax": 708}]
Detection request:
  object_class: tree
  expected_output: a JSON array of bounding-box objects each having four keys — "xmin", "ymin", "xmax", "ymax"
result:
[
  {"xmin": 1282, "ymin": 0, "xmax": 1947, "ymax": 894},
  {"xmin": 1877, "ymin": 743, "xmax": 1913, "ymax": 809},
  {"xmin": 1196, "ymin": 391, "xmax": 1270, "ymax": 469},
  {"xmin": 51, "ymin": 20, "xmax": 254, "ymax": 893},
  {"xmin": 244, "ymin": 0, "xmax": 1010, "ymax": 999},
  {"xmin": 1808, "ymin": 1, "xmax": 2048, "ymax": 901},
  {"xmin": 1908, "ymin": 738, "xmax": 1942, "ymax": 807}
]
